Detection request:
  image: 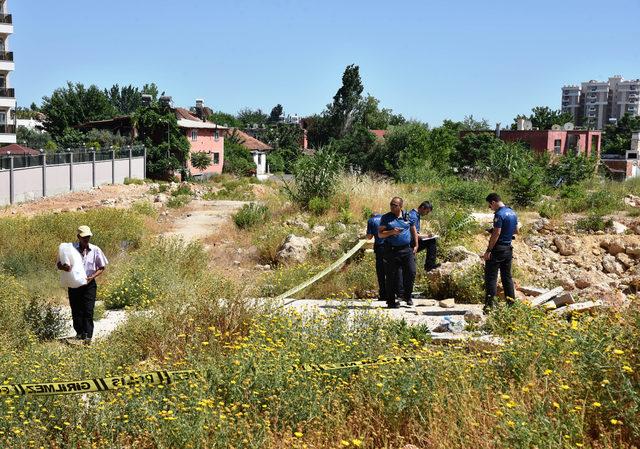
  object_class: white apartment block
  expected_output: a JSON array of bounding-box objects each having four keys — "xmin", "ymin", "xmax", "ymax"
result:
[
  {"xmin": 0, "ymin": 0, "xmax": 14, "ymax": 144},
  {"xmin": 562, "ymin": 75, "xmax": 640, "ymax": 130}
]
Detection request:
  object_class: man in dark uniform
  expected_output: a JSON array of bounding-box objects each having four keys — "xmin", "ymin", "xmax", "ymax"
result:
[
  {"xmin": 483, "ymin": 193, "xmax": 518, "ymax": 311},
  {"xmin": 378, "ymin": 197, "xmax": 418, "ymax": 308},
  {"xmin": 408, "ymin": 201, "xmax": 440, "ymax": 272},
  {"xmin": 366, "ymin": 213, "xmax": 404, "ymax": 301}
]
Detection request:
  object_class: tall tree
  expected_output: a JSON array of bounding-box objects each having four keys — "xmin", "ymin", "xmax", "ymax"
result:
[
  {"xmin": 602, "ymin": 113, "xmax": 640, "ymax": 155},
  {"xmin": 461, "ymin": 115, "xmax": 491, "ymax": 130},
  {"xmin": 41, "ymin": 82, "xmax": 116, "ymax": 137},
  {"xmin": 105, "ymin": 84, "xmax": 143, "ymax": 115},
  {"xmin": 142, "ymin": 83, "xmax": 160, "ymax": 102},
  {"xmin": 268, "ymin": 104, "xmax": 284, "ymax": 123},
  {"xmin": 208, "ymin": 111, "xmax": 242, "ymax": 128},
  {"xmin": 360, "ymin": 95, "xmax": 405, "ymax": 129},
  {"xmin": 326, "ymin": 64, "xmax": 364, "ymax": 138},
  {"xmin": 237, "ymin": 108, "xmax": 268, "ymax": 127}
]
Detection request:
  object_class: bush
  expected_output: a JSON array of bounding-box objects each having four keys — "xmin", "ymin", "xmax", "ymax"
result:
[
  {"xmin": 233, "ymin": 203, "xmax": 269, "ymax": 229},
  {"xmin": 131, "ymin": 200, "xmax": 157, "ymax": 217},
  {"xmin": 223, "ymin": 141, "xmax": 255, "ymax": 176},
  {"xmin": 172, "ymin": 183, "xmax": 192, "ymax": 197},
  {"xmin": 166, "ymin": 195, "xmax": 191, "ymax": 208},
  {"xmin": 22, "ymin": 296, "xmax": 66, "ymax": 341},
  {"xmin": 576, "ymin": 214, "xmax": 613, "ymax": 232},
  {"xmin": 190, "ymin": 151, "xmax": 212, "ymax": 171},
  {"xmin": 285, "ymin": 148, "xmax": 344, "ymax": 207},
  {"xmin": 308, "ymin": 196, "xmax": 331, "ymax": 216},
  {"xmin": 546, "ymin": 152, "xmax": 597, "ymax": 186},
  {"xmin": 436, "ymin": 179, "xmax": 490, "ymax": 208},
  {"xmin": 509, "ymin": 167, "xmax": 544, "ymax": 207},
  {"xmin": 123, "ymin": 177, "xmax": 144, "ymax": 185},
  {"xmin": 538, "ymin": 201, "xmax": 561, "ymax": 219}
]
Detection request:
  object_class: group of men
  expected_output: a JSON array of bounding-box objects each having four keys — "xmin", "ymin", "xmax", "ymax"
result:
[{"xmin": 367, "ymin": 193, "xmax": 518, "ymax": 310}]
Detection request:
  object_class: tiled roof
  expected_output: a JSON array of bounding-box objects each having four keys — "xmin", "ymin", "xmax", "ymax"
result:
[
  {"xmin": 370, "ymin": 129, "xmax": 388, "ymax": 140},
  {"xmin": 0, "ymin": 144, "xmax": 41, "ymax": 155},
  {"xmin": 227, "ymin": 128, "xmax": 272, "ymax": 151},
  {"xmin": 175, "ymin": 108, "xmax": 228, "ymax": 130}
]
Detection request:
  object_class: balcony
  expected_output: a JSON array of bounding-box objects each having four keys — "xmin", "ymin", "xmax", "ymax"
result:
[
  {"xmin": 0, "ymin": 15, "xmax": 13, "ymax": 35},
  {"xmin": 0, "ymin": 51, "xmax": 14, "ymax": 71}
]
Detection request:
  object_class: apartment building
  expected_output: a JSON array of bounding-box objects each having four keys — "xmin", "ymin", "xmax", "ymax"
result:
[
  {"xmin": 561, "ymin": 76, "xmax": 640, "ymax": 129},
  {"xmin": 0, "ymin": 0, "xmax": 14, "ymax": 144}
]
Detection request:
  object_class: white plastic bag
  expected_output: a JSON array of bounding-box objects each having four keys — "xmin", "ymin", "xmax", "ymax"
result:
[{"xmin": 58, "ymin": 243, "xmax": 87, "ymax": 288}]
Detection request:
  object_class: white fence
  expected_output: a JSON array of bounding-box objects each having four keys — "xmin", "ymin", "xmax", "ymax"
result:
[{"xmin": 0, "ymin": 147, "xmax": 146, "ymax": 206}]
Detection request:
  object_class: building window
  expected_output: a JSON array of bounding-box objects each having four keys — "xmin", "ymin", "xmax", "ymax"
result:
[
  {"xmin": 213, "ymin": 152, "xmax": 220, "ymax": 165},
  {"xmin": 554, "ymin": 139, "xmax": 562, "ymax": 155},
  {"xmin": 257, "ymin": 154, "xmax": 262, "ymax": 165},
  {"xmin": 214, "ymin": 130, "xmax": 219, "ymax": 141},
  {"xmin": 191, "ymin": 130, "xmax": 198, "ymax": 141}
]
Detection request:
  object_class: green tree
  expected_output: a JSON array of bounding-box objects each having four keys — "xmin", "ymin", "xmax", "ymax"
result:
[
  {"xmin": 461, "ymin": 115, "xmax": 491, "ymax": 130},
  {"xmin": 546, "ymin": 152, "xmax": 598, "ymax": 186},
  {"xmin": 511, "ymin": 106, "xmax": 573, "ymax": 130},
  {"xmin": 602, "ymin": 113, "xmax": 640, "ymax": 155},
  {"xmin": 360, "ymin": 95, "xmax": 405, "ymax": 129},
  {"xmin": 17, "ymin": 126, "xmax": 51, "ymax": 150},
  {"xmin": 329, "ymin": 124, "xmax": 377, "ymax": 170},
  {"xmin": 208, "ymin": 111, "xmax": 241, "ymax": 128},
  {"xmin": 190, "ymin": 151, "xmax": 212, "ymax": 171},
  {"xmin": 510, "ymin": 166, "xmax": 544, "ymax": 207},
  {"xmin": 223, "ymin": 141, "xmax": 255, "ymax": 176},
  {"xmin": 284, "ymin": 148, "xmax": 345, "ymax": 207},
  {"xmin": 134, "ymin": 104, "xmax": 190, "ymax": 178},
  {"xmin": 142, "ymin": 83, "xmax": 160, "ymax": 102},
  {"xmin": 56, "ymin": 128, "xmax": 85, "ymax": 149},
  {"xmin": 105, "ymin": 84, "xmax": 143, "ymax": 115},
  {"xmin": 452, "ymin": 132, "xmax": 504, "ymax": 176},
  {"xmin": 237, "ymin": 108, "xmax": 268, "ymax": 127},
  {"xmin": 268, "ymin": 104, "xmax": 284, "ymax": 123},
  {"xmin": 326, "ymin": 64, "xmax": 364, "ymax": 138},
  {"xmin": 41, "ymin": 82, "xmax": 116, "ymax": 137}
]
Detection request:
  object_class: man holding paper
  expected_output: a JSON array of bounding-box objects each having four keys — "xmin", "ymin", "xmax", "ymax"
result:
[{"xmin": 408, "ymin": 201, "xmax": 440, "ymax": 272}]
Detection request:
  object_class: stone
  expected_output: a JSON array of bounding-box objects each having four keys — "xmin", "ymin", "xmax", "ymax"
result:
[
  {"xmin": 276, "ymin": 234, "xmax": 313, "ymax": 264},
  {"xmin": 560, "ymin": 277, "xmax": 576, "ymax": 291},
  {"xmin": 552, "ymin": 300, "xmax": 603, "ymax": 317},
  {"xmin": 154, "ymin": 194, "xmax": 168, "ymax": 203},
  {"xmin": 574, "ymin": 276, "xmax": 592, "ymax": 289},
  {"xmin": 518, "ymin": 286, "xmax": 548, "ymax": 297},
  {"xmin": 311, "ymin": 225, "xmax": 326, "ymax": 234},
  {"xmin": 611, "ymin": 221, "xmax": 628, "ymax": 235},
  {"xmin": 616, "ymin": 253, "xmax": 634, "ymax": 269},
  {"xmin": 553, "ymin": 292, "xmax": 576, "ymax": 307},
  {"xmin": 602, "ymin": 255, "xmax": 625, "ymax": 276},
  {"xmin": 464, "ymin": 310, "xmax": 483, "ymax": 324},
  {"xmin": 553, "ymin": 236, "xmax": 578, "ymax": 256},
  {"xmin": 624, "ymin": 194, "xmax": 640, "ymax": 208},
  {"xmin": 532, "ymin": 218, "xmax": 550, "ymax": 232},
  {"xmin": 626, "ymin": 246, "xmax": 640, "ymax": 257},
  {"xmin": 287, "ymin": 217, "xmax": 310, "ymax": 231},
  {"xmin": 233, "ymin": 260, "xmax": 241, "ymax": 266},
  {"xmin": 550, "ymin": 245, "xmax": 558, "ymax": 253},
  {"xmin": 607, "ymin": 242, "xmax": 626, "ymax": 256},
  {"xmin": 439, "ymin": 298, "xmax": 456, "ymax": 308}
]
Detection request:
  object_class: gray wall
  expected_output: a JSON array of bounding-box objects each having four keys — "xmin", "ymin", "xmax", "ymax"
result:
[{"xmin": 0, "ymin": 153, "xmax": 145, "ymax": 206}]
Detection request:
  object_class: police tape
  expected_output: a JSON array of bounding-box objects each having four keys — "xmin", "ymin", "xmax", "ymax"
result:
[{"xmin": 0, "ymin": 370, "xmax": 199, "ymax": 397}]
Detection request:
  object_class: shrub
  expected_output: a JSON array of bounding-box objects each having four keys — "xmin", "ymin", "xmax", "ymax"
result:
[
  {"xmin": 538, "ymin": 201, "xmax": 561, "ymax": 219},
  {"xmin": 190, "ymin": 151, "xmax": 212, "ymax": 171},
  {"xmin": 22, "ymin": 296, "xmax": 66, "ymax": 341},
  {"xmin": 123, "ymin": 177, "xmax": 144, "ymax": 185},
  {"xmin": 509, "ymin": 167, "xmax": 544, "ymax": 207},
  {"xmin": 233, "ymin": 203, "xmax": 269, "ymax": 229},
  {"xmin": 223, "ymin": 141, "xmax": 255, "ymax": 176},
  {"xmin": 430, "ymin": 208, "xmax": 478, "ymax": 249},
  {"xmin": 308, "ymin": 196, "xmax": 331, "ymax": 216},
  {"xmin": 285, "ymin": 148, "xmax": 344, "ymax": 207},
  {"xmin": 171, "ymin": 184, "xmax": 192, "ymax": 197},
  {"xmin": 166, "ymin": 195, "xmax": 191, "ymax": 208},
  {"xmin": 576, "ymin": 214, "xmax": 613, "ymax": 232},
  {"xmin": 338, "ymin": 207, "xmax": 353, "ymax": 225},
  {"xmin": 131, "ymin": 200, "xmax": 157, "ymax": 217},
  {"xmin": 436, "ymin": 179, "xmax": 490, "ymax": 208},
  {"xmin": 546, "ymin": 152, "xmax": 597, "ymax": 186}
]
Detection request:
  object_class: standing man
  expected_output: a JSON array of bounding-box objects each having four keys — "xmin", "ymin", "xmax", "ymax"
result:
[
  {"xmin": 57, "ymin": 226, "xmax": 108, "ymax": 345},
  {"xmin": 378, "ymin": 197, "xmax": 418, "ymax": 308},
  {"xmin": 408, "ymin": 201, "xmax": 440, "ymax": 272},
  {"xmin": 483, "ymin": 193, "xmax": 517, "ymax": 311},
  {"xmin": 366, "ymin": 212, "xmax": 388, "ymax": 302}
]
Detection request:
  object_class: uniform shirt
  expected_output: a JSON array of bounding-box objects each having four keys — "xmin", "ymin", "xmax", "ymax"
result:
[
  {"xmin": 366, "ymin": 214, "xmax": 385, "ymax": 246},
  {"xmin": 493, "ymin": 206, "xmax": 518, "ymax": 245},
  {"xmin": 379, "ymin": 211, "xmax": 416, "ymax": 247},
  {"xmin": 408, "ymin": 209, "xmax": 421, "ymax": 233},
  {"xmin": 73, "ymin": 242, "xmax": 108, "ymax": 277}
]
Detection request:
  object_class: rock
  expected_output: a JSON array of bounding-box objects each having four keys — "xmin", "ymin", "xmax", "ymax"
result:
[
  {"xmin": 255, "ymin": 264, "xmax": 271, "ymax": 271},
  {"xmin": 626, "ymin": 245, "xmax": 640, "ymax": 257},
  {"xmin": 550, "ymin": 245, "xmax": 558, "ymax": 253},
  {"xmin": 574, "ymin": 276, "xmax": 592, "ymax": 289},
  {"xmin": 624, "ymin": 194, "xmax": 640, "ymax": 208},
  {"xmin": 439, "ymin": 298, "xmax": 456, "ymax": 308},
  {"xmin": 464, "ymin": 310, "xmax": 483, "ymax": 324},
  {"xmin": 607, "ymin": 241, "xmax": 626, "ymax": 256},
  {"xmin": 560, "ymin": 277, "xmax": 576, "ymax": 291},
  {"xmin": 287, "ymin": 217, "xmax": 310, "ymax": 231},
  {"xmin": 311, "ymin": 225, "xmax": 326, "ymax": 234},
  {"xmin": 448, "ymin": 246, "xmax": 479, "ymax": 263},
  {"xmin": 276, "ymin": 234, "xmax": 313, "ymax": 264},
  {"xmin": 553, "ymin": 236, "xmax": 578, "ymax": 256},
  {"xmin": 610, "ymin": 221, "xmax": 628, "ymax": 235},
  {"xmin": 233, "ymin": 260, "xmax": 241, "ymax": 266},
  {"xmin": 616, "ymin": 253, "xmax": 634, "ymax": 269},
  {"xmin": 518, "ymin": 286, "xmax": 548, "ymax": 296},
  {"xmin": 553, "ymin": 292, "xmax": 576, "ymax": 307},
  {"xmin": 532, "ymin": 218, "xmax": 550, "ymax": 232},
  {"xmin": 602, "ymin": 255, "xmax": 625, "ymax": 275},
  {"xmin": 154, "ymin": 194, "xmax": 168, "ymax": 203}
]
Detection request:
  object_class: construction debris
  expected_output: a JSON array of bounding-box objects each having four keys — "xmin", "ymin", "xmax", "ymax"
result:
[
  {"xmin": 529, "ymin": 286, "xmax": 564, "ymax": 307},
  {"xmin": 552, "ymin": 300, "xmax": 603, "ymax": 317}
]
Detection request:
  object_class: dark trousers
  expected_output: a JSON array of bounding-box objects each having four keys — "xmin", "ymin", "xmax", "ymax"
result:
[
  {"xmin": 374, "ymin": 245, "xmax": 403, "ymax": 300},
  {"xmin": 484, "ymin": 244, "xmax": 515, "ymax": 307},
  {"xmin": 68, "ymin": 280, "xmax": 97, "ymax": 339},
  {"xmin": 383, "ymin": 246, "xmax": 416, "ymax": 304},
  {"xmin": 416, "ymin": 238, "xmax": 438, "ymax": 270}
]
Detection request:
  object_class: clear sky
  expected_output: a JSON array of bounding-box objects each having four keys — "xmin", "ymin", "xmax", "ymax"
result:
[{"xmin": 11, "ymin": 0, "xmax": 640, "ymax": 127}]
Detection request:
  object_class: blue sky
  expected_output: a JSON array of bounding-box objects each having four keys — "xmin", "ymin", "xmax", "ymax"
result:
[{"xmin": 11, "ymin": 0, "xmax": 640, "ymax": 126}]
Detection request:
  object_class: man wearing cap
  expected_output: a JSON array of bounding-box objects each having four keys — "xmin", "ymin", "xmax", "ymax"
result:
[{"xmin": 56, "ymin": 226, "xmax": 108, "ymax": 345}]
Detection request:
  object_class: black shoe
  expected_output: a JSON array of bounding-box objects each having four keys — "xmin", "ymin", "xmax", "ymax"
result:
[
  {"xmin": 405, "ymin": 299, "xmax": 414, "ymax": 306},
  {"xmin": 425, "ymin": 263, "xmax": 441, "ymax": 272},
  {"xmin": 387, "ymin": 302, "xmax": 400, "ymax": 309}
]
